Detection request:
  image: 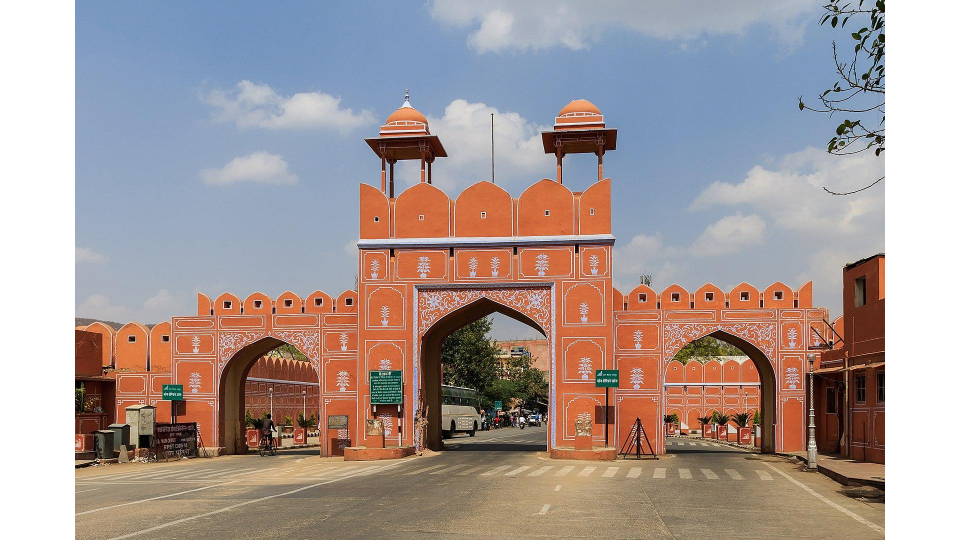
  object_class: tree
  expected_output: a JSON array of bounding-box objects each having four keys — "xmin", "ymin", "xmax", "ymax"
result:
[
  {"xmin": 441, "ymin": 317, "xmax": 501, "ymax": 396},
  {"xmin": 672, "ymin": 336, "xmax": 746, "ymax": 364},
  {"xmin": 799, "ymin": 0, "xmax": 885, "ymax": 195}
]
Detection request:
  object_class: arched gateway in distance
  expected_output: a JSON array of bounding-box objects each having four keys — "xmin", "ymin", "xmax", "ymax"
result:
[{"xmin": 164, "ymin": 96, "xmax": 828, "ymax": 458}]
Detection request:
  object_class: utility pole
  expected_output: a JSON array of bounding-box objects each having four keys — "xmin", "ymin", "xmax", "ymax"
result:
[
  {"xmin": 491, "ymin": 113, "xmax": 495, "ymax": 184},
  {"xmin": 269, "ymin": 387, "xmax": 274, "ymax": 420},
  {"xmin": 806, "ymin": 353, "xmax": 818, "ymax": 470}
]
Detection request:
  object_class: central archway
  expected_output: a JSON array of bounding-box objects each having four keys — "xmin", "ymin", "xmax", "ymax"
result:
[{"xmin": 414, "ymin": 285, "xmax": 554, "ymax": 451}]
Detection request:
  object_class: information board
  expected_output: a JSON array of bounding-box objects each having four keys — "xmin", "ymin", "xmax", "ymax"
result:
[
  {"xmin": 595, "ymin": 370, "xmax": 620, "ymax": 387},
  {"xmin": 370, "ymin": 370, "xmax": 403, "ymax": 404},
  {"xmin": 494, "ymin": 400, "xmax": 503, "ymax": 411},
  {"xmin": 161, "ymin": 384, "xmax": 183, "ymax": 401},
  {"xmin": 327, "ymin": 415, "xmax": 349, "ymax": 429},
  {"xmin": 154, "ymin": 422, "xmax": 197, "ymax": 458}
]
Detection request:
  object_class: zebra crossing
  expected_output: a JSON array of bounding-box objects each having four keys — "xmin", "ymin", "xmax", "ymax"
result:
[
  {"xmin": 77, "ymin": 462, "xmax": 393, "ymax": 485},
  {"xmin": 400, "ymin": 462, "xmax": 778, "ymax": 482},
  {"xmin": 666, "ymin": 440, "xmax": 727, "ymax": 447}
]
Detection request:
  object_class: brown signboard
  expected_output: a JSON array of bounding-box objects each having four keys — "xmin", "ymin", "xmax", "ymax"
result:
[
  {"xmin": 154, "ymin": 422, "xmax": 198, "ymax": 458},
  {"xmin": 327, "ymin": 415, "xmax": 349, "ymax": 430}
]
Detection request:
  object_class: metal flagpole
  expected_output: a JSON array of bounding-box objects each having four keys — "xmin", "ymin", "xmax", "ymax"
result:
[{"xmin": 491, "ymin": 113, "xmax": 495, "ymax": 184}]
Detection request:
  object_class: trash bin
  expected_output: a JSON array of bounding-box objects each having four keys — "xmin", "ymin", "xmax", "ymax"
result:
[
  {"xmin": 93, "ymin": 430, "xmax": 115, "ymax": 460},
  {"xmin": 107, "ymin": 424, "xmax": 130, "ymax": 452}
]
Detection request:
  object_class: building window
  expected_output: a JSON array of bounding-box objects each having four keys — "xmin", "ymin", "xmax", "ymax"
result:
[
  {"xmin": 345, "ymin": 298, "xmax": 354, "ymax": 306},
  {"xmin": 705, "ymin": 292, "xmax": 714, "ymax": 302},
  {"xmin": 855, "ymin": 374, "xmax": 866, "ymax": 403},
  {"xmin": 373, "ymin": 216, "xmax": 379, "ymax": 222},
  {"xmin": 854, "ymin": 277, "xmax": 867, "ymax": 307},
  {"xmin": 127, "ymin": 335, "xmax": 136, "ymax": 343},
  {"xmin": 480, "ymin": 211, "xmax": 486, "ymax": 219},
  {"xmin": 671, "ymin": 292, "xmax": 680, "ymax": 302},
  {"xmin": 740, "ymin": 292, "xmax": 750, "ymax": 301},
  {"xmin": 877, "ymin": 372, "xmax": 884, "ymax": 403},
  {"xmin": 253, "ymin": 300, "xmax": 263, "ymax": 309},
  {"xmin": 589, "ymin": 208, "xmax": 595, "ymax": 216},
  {"xmin": 544, "ymin": 210, "xmax": 550, "ymax": 216},
  {"xmin": 161, "ymin": 335, "xmax": 170, "ymax": 342},
  {"xmin": 418, "ymin": 214, "xmax": 425, "ymax": 221},
  {"xmin": 315, "ymin": 297, "xmax": 323, "ymax": 306},
  {"xmin": 223, "ymin": 300, "xmax": 232, "ymax": 309},
  {"xmin": 638, "ymin": 293, "xmax": 647, "ymax": 302},
  {"xmin": 826, "ymin": 386, "xmax": 837, "ymax": 414},
  {"xmin": 284, "ymin": 299, "xmax": 293, "ymax": 308},
  {"xmin": 774, "ymin": 291, "xmax": 784, "ymax": 300}
]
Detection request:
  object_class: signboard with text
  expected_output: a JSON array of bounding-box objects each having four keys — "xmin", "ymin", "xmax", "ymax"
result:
[
  {"xmin": 154, "ymin": 422, "xmax": 197, "ymax": 458},
  {"xmin": 161, "ymin": 384, "xmax": 184, "ymax": 401},
  {"xmin": 370, "ymin": 370, "xmax": 403, "ymax": 405},
  {"xmin": 595, "ymin": 370, "xmax": 619, "ymax": 387}
]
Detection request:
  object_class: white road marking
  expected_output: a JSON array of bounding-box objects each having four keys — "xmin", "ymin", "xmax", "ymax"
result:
[
  {"xmin": 405, "ymin": 464, "xmax": 446, "ymax": 475},
  {"xmin": 430, "ymin": 464, "xmax": 467, "ymax": 475},
  {"xmin": 554, "ymin": 485, "xmax": 562, "ymax": 491},
  {"xmin": 679, "ymin": 468, "xmax": 692, "ymax": 479},
  {"xmin": 756, "ymin": 470, "xmax": 773, "ymax": 481},
  {"xmin": 700, "ymin": 443, "xmax": 710, "ymax": 447},
  {"xmin": 701, "ymin": 468, "xmax": 719, "ymax": 479},
  {"xmin": 653, "ymin": 468, "xmax": 666, "ymax": 479},
  {"xmin": 481, "ymin": 465, "xmax": 512, "ymax": 476},
  {"xmin": 627, "ymin": 467, "xmax": 642, "ymax": 478},
  {"xmin": 194, "ymin": 468, "xmax": 257, "ymax": 479},
  {"xmin": 529, "ymin": 466, "xmax": 554, "ymax": 476},
  {"xmin": 601, "ymin": 467, "xmax": 619, "ymax": 478},
  {"xmin": 725, "ymin": 469, "xmax": 744, "ymax": 480},
  {"xmin": 456, "ymin": 466, "xmax": 486, "ymax": 476},
  {"xmin": 332, "ymin": 466, "xmax": 361, "ymax": 476},
  {"xmin": 103, "ymin": 461, "xmax": 410, "ymax": 539},
  {"xmin": 677, "ymin": 442, "xmax": 685, "ymax": 446},
  {"xmin": 505, "ymin": 466, "xmax": 531, "ymax": 476},
  {"xmin": 76, "ymin": 481, "xmax": 237, "ymax": 516},
  {"xmin": 577, "ymin": 466, "xmax": 597, "ymax": 477},
  {"xmin": 760, "ymin": 462, "xmax": 884, "ymax": 535},
  {"xmin": 75, "ymin": 488, "xmax": 99, "ymax": 494},
  {"xmin": 537, "ymin": 504, "xmax": 550, "ymax": 515},
  {"xmin": 554, "ymin": 466, "xmax": 575, "ymax": 477}
]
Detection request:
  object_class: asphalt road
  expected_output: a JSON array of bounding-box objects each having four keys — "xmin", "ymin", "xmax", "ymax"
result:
[{"xmin": 75, "ymin": 428, "xmax": 885, "ymax": 539}]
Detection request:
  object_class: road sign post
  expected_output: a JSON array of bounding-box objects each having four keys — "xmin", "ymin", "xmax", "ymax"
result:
[
  {"xmin": 162, "ymin": 384, "xmax": 184, "ymax": 422},
  {"xmin": 595, "ymin": 370, "xmax": 619, "ymax": 447}
]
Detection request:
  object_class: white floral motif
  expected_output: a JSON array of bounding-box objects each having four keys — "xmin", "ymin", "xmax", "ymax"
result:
[
  {"xmin": 662, "ymin": 323, "xmax": 776, "ymax": 360},
  {"xmin": 369, "ymin": 259, "xmax": 380, "ymax": 280},
  {"xmin": 339, "ymin": 332, "xmax": 348, "ymax": 351},
  {"xmin": 490, "ymin": 257, "xmax": 500, "ymax": 277},
  {"xmin": 379, "ymin": 359, "xmax": 392, "ymax": 370},
  {"xmin": 274, "ymin": 330, "xmax": 320, "ymax": 365},
  {"xmin": 337, "ymin": 429, "xmax": 349, "ymax": 449},
  {"xmin": 633, "ymin": 329, "xmax": 643, "ymax": 350},
  {"xmin": 787, "ymin": 328, "xmax": 798, "ymax": 348},
  {"xmin": 579, "ymin": 302, "xmax": 589, "ymax": 323},
  {"xmin": 630, "ymin": 367, "xmax": 644, "ymax": 389},
  {"xmin": 468, "ymin": 257, "xmax": 478, "ymax": 277},
  {"xmin": 380, "ymin": 414, "xmax": 394, "ymax": 436},
  {"xmin": 218, "ymin": 331, "xmax": 266, "ymax": 370},
  {"xmin": 417, "ymin": 256, "xmax": 431, "ymax": 278},
  {"xmin": 578, "ymin": 357, "xmax": 592, "ymax": 380},
  {"xmin": 336, "ymin": 371, "xmax": 350, "ymax": 392},
  {"xmin": 589, "ymin": 255, "xmax": 599, "ymax": 275},
  {"xmin": 189, "ymin": 372, "xmax": 202, "ymax": 393},
  {"xmin": 417, "ymin": 287, "xmax": 551, "ymax": 337},
  {"xmin": 535, "ymin": 254, "xmax": 549, "ymax": 276},
  {"xmin": 785, "ymin": 367, "xmax": 801, "ymax": 389},
  {"xmin": 380, "ymin": 305, "xmax": 390, "ymax": 326},
  {"xmin": 191, "ymin": 336, "xmax": 201, "ymax": 354}
]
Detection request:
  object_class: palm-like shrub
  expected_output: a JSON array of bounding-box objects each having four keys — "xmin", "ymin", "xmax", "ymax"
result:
[
  {"xmin": 711, "ymin": 411, "xmax": 730, "ymax": 425},
  {"xmin": 249, "ymin": 416, "xmax": 265, "ymax": 430},
  {"xmin": 697, "ymin": 416, "xmax": 712, "ymax": 426},
  {"xmin": 732, "ymin": 412, "xmax": 751, "ymax": 428},
  {"xmin": 297, "ymin": 412, "xmax": 317, "ymax": 429},
  {"xmin": 663, "ymin": 413, "xmax": 679, "ymax": 424}
]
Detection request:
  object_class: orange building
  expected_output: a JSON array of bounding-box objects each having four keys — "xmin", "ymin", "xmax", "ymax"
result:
[
  {"xmin": 75, "ymin": 96, "xmax": 837, "ymax": 460},
  {"xmin": 814, "ymin": 254, "xmax": 885, "ymax": 463},
  {"xmin": 495, "ymin": 339, "xmax": 551, "ymax": 375}
]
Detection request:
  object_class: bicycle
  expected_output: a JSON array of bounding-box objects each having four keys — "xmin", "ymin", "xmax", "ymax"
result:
[{"xmin": 258, "ymin": 431, "xmax": 276, "ymax": 456}]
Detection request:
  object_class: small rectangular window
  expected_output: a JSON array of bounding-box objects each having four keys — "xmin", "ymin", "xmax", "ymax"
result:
[
  {"xmin": 854, "ymin": 277, "xmax": 866, "ymax": 307},
  {"xmin": 161, "ymin": 335, "xmax": 170, "ymax": 342},
  {"xmin": 345, "ymin": 298, "xmax": 354, "ymax": 306},
  {"xmin": 253, "ymin": 300, "xmax": 263, "ymax": 309},
  {"xmin": 589, "ymin": 208, "xmax": 595, "ymax": 216},
  {"xmin": 544, "ymin": 210, "xmax": 550, "ymax": 216},
  {"xmin": 638, "ymin": 293, "xmax": 647, "ymax": 302},
  {"xmin": 705, "ymin": 292, "xmax": 714, "ymax": 302},
  {"xmin": 876, "ymin": 372, "xmax": 884, "ymax": 403},
  {"xmin": 284, "ymin": 299, "xmax": 293, "ymax": 308},
  {"xmin": 223, "ymin": 300, "xmax": 232, "ymax": 309},
  {"xmin": 480, "ymin": 211, "xmax": 486, "ymax": 219},
  {"xmin": 855, "ymin": 374, "xmax": 866, "ymax": 403},
  {"xmin": 826, "ymin": 387, "xmax": 837, "ymax": 414},
  {"xmin": 774, "ymin": 291, "xmax": 784, "ymax": 300},
  {"xmin": 373, "ymin": 216, "xmax": 380, "ymax": 222},
  {"xmin": 671, "ymin": 292, "xmax": 680, "ymax": 302},
  {"xmin": 740, "ymin": 292, "xmax": 750, "ymax": 301},
  {"xmin": 315, "ymin": 298, "xmax": 323, "ymax": 306},
  {"xmin": 418, "ymin": 214, "xmax": 425, "ymax": 221},
  {"xmin": 127, "ymin": 335, "xmax": 136, "ymax": 343}
]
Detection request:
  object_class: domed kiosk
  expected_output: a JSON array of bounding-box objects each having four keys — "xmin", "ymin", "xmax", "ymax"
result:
[{"xmin": 541, "ymin": 99, "xmax": 618, "ymax": 183}]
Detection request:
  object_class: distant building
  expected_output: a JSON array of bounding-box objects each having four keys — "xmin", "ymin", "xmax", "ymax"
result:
[{"xmin": 494, "ymin": 339, "xmax": 550, "ymax": 378}]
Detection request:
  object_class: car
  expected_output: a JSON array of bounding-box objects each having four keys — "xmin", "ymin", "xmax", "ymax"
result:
[{"xmin": 527, "ymin": 415, "xmax": 541, "ymax": 427}]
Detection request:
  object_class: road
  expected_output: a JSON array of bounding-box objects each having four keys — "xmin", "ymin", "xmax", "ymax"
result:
[{"xmin": 76, "ymin": 428, "xmax": 885, "ymax": 539}]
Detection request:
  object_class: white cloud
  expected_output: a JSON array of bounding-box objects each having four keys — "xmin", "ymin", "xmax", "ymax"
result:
[
  {"xmin": 77, "ymin": 294, "xmax": 131, "ymax": 322},
  {"xmin": 76, "ymin": 246, "xmax": 108, "ymax": 265},
  {"xmin": 429, "ymin": 0, "xmax": 819, "ymax": 54},
  {"xmin": 77, "ymin": 290, "xmax": 188, "ymax": 325},
  {"xmin": 201, "ymin": 151, "xmax": 298, "ymax": 186},
  {"xmin": 690, "ymin": 213, "xmax": 766, "ymax": 256},
  {"xmin": 201, "ymin": 80, "xmax": 376, "ymax": 132},
  {"xmin": 396, "ymin": 99, "xmax": 553, "ymax": 192},
  {"xmin": 689, "ymin": 147, "xmax": 884, "ymax": 241}
]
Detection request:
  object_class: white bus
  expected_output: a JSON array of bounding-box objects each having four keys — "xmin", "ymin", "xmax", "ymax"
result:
[{"xmin": 441, "ymin": 385, "xmax": 481, "ymax": 438}]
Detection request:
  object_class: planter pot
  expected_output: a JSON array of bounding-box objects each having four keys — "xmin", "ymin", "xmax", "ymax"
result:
[
  {"xmin": 281, "ymin": 425, "xmax": 294, "ymax": 435},
  {"xmin": 665, "ymin": 422, "xmax": 676, "ymax": 436},
  {"xmin": 701, "ymin": 423, "xmax": 713, "ymax": 438},
  {"xmin": 294, "ymin": 428, "xmax": 306, "ymax": 445},
  {"xmin": 246, "ymin": 429, "xmax": 260, "ymax": 448},
  {"xmin": 727, "ymin": 426, "xmax": 738, "ymax": 442},
  {"xmin": 738, "ymin": 427, "xmax": 751, "ymax": 444},
  {"xmin": 716, "ymin": 424, "xmax": 727, "ymax": 439}
]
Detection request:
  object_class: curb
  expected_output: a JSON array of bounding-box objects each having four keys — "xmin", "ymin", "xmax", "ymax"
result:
[{"xmin": 793, "ymin": 454, "xmax": 885, "ymax": 490}]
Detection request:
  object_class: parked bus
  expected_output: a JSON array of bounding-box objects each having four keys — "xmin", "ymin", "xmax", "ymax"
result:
[{"xmin": 441, "ymin": 385, "xmax": 481, "ymax": 438}]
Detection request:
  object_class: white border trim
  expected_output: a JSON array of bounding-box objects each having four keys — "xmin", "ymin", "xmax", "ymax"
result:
[{"xmin": 358, "ymin": 234, "xmax": 615, "ymax": 249}]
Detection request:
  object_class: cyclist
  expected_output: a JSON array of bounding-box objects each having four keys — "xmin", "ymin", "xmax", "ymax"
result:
[{"xmin": 262, "ymin": 413, "xmax": 276, "ymax": 448}]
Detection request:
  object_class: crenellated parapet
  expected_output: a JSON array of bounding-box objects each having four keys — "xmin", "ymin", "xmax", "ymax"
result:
[
  {"xmin": 197, "ymin": 290, "xmax": 359, "ymax": 317},
  {"xmin": 613, "ymin": 281, "xmax": 815, "ymax": 311}
]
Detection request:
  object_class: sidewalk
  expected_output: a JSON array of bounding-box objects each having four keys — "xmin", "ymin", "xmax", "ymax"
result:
[{"xmin": 794, "ymin": 452, "xmax": 885, "ymax": 490}]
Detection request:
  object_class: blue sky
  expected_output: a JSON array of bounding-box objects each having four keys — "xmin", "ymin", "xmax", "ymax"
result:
[{"xmin": 75, "ymin": 1, "xmax": 885, "ymax": 339}]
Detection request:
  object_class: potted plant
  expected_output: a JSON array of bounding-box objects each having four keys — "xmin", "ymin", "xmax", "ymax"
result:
[
  {"xmin": 282, "ymin": 416, "xmax": 295, "ymax": 435},
  {"xmin": 697, "ymin": 416, "xmax": 713, "ymax": 438},
  {"xmin": 663, "ymin": 413, "xmax": 678, "ymax": 436},
  {"xmin": 732, "ymin": 412, "xmax": 752, "ymax": 444},
  {"xmin": 295, "ymin": 412, "xmax": 316, "ymax": 445},
  {"xmin": 753, "ymin": 409, "xmax": 762, "ymax": 446},
  {"xmin": 247, "ymin": 413, "xmax": 265, "ymax": 448},
  {"xmin": 712, "ymin": 411, "xmax": 729, "ymax": 439}
]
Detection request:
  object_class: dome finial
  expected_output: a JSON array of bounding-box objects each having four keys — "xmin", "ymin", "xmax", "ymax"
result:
[{"xmin": 401, "ymin": 88, "xmax": 412, "ymax": 109}]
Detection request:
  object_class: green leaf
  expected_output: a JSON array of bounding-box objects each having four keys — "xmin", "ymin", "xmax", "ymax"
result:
[
  {"xmin": 852, "ymin": 32, "xmax": 861, "ymax": 40},
  {"xmin": 798, "ymin": 101, "xmax": 805, "ymax": 111},
  {"xmin": 832, "ymin": 16, "xmax": 838, "ymax": 28}
]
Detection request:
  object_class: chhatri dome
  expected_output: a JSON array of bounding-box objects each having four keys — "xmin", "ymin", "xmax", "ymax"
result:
[
  {"xmin": 380, "ymin": 89, "xmax": 430, "ymax": 137},
  {"xmin": 554, "ymin": 98, "xmax": 606, "ymax": 131}
]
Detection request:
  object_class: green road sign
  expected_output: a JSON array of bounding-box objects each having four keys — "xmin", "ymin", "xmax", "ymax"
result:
[
  {"xmin": 162, "ymin": 384, "xmax": 184, "ymax": 401},
  {"xmin": 370, "ymin": 370, "xmax": 403, "ymax": 405},
  {"xmin": 494, "ymin": 400, "xmax": 503, "ymax": 411},
  {"xmin": 595, "ymin": 370, "xmax": 619, "ymax": 388}
]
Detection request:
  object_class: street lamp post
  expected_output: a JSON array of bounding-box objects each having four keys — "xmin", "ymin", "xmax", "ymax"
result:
[
  {"xmin": 269, "ymin": 387, "xmax": 274, "ymax": 420},
  {"xmin": 302, "ymin": 390, "xmax": 306, "ymax": 419},
  {"xmin": 806, "ymin": 353, "xmax": 818, "ymax": 471}
]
